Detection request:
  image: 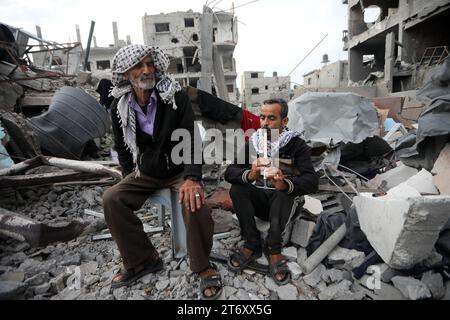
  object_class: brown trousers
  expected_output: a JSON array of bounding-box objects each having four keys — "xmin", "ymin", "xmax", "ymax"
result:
[{"xmin": 102, "ymin": 172, "xmax": 214, "ymax": 273}]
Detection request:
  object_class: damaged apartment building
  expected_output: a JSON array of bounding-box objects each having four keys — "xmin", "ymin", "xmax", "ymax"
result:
[
  {"xmin": 241, "ymin": 71, "xmax": 291, "ymax": 114},
  {"xmin": 343, "ymin": 0, "xmax": 450, "ymax": 95},
  {"xmin": 142, "ymin": 9, "xmax": 239, "ymax": 104}
]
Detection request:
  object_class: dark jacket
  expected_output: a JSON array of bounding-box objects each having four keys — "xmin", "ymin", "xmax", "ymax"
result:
[
  {"xmin": 110, "ymin": 89, "xmax": 202, "ymax": 179},
  {"xmin": 225, "ymin": 136, "xmax": 319, "ymax": 197}
]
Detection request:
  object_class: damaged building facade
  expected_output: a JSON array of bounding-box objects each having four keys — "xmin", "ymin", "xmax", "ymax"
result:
[
  {"xmin": 142, "ymin": 9, "xmax": 239, "ymax": 104},
  {"xmin": 241, "ymin": 71, "xmax": 291, "ymax": 114},
  {"xmin": 343, "ymin": 0, "xmax": 450, "ymax": 94}
]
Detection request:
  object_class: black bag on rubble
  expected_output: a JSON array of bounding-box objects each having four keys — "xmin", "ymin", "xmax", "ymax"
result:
[{"xmin": 306, "ymin": 206, "xmax": 373, "ymax": 257}]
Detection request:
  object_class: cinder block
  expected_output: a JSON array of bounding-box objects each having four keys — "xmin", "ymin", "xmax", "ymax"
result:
[
  {"xmin": 354, "ymin": 191, "xmax": 450, "ymax": 269},
  {"xmin": 290, "ymin": 219, "xmax": 316, "ymax": 247}
]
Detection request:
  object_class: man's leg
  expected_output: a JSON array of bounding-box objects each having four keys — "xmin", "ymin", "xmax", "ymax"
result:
[
  {"xmin": 171, "ymin": 178, "xmax": 214, "ymax": 273},
  {"xmin": 103, "ymin": 173, "xmax": 163, "ymax": 270},
  {"xmin": 265, "ymin": 191, "xmax": 296, "ymax": 254},
  {"xmin": 229, "ymin": 183, "xmax": 269, "ymax": 252}
]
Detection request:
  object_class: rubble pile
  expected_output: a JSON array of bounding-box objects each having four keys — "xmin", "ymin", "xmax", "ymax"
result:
[{"xmin": 1, "ymin": 23, "xmax": 450, "ymax": 301}]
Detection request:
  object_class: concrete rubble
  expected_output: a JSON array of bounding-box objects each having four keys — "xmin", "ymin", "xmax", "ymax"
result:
[{"xmin": 1, "ymin": 8, "xmax": 450, "ymax": 301}]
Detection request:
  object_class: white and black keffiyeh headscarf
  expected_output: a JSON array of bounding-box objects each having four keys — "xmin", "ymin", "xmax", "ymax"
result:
[
  {"xmin": 252, "ymin": 127, "xmax": 301, "ymax": 157},
  {"xmin": 111, "ymin": 44, "xmax": 181, "ymax": 103},
  {"xmin": 111, "ymin": 44, "xmax": 182, "ymax": 166}
]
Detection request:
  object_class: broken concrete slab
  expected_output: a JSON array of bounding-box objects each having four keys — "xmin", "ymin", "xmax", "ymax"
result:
[
  {"xmin": 0, "ymin": 281, "xmax": 28, "ymax": 299},
  {"xmin": 282, "ymin": 247, "xmax": 298, "ymax": 261},
  {"xmin": 421, "ymin": 271, "xmax": 445, "ymax": 300},
  {"xmin": 290, "ymin": 219, "xmax": 315, "ymax": 248},
  {"xmin": 354, "ymin": 192, "xmax": 450, "ymax": 269},
  {"xmin": 287, "ymin": 262, "xmax": 303, "ymax": 280},
  {"xmin": 392, "ymin": 276, "xmax": 432, "ymax": 300},
  {"xmin": 0, "ymin": 271, "xmax": 25, "ymax": 283},
  {"xmin": 432, "ymin": 143, "xmax": 450, "ymax": 196},
  {"xmin": 356, "ymin": 277, "xmax": 406, "ymax": 300},
  {"xmin": 321, "ymin": 269, "xmax": 345, "ymax": 284},
  {"xmin": 373, "ymin": 164, "xmax": 419, "ymax": 190},
  {"xmin": 318, "ymin": 280, "xmax": 353, "ymax": 300},
  {"xmin": 328, "ymin": 246, "xmax": 366, "ymax": 269},
  {"xmin": 302, "ymin": 263, "xmax": 326, "ymax": 287},
  {"xmin": 303, "ymin": 196, "xmax": 323, "ymax": 215},
  {"xmin": 276, "ymin": 283, "xmax": 298, "ymax": 300},
  {"xmin": 404, "ymin": 169, "xmax": 439, "ymax": 195}
]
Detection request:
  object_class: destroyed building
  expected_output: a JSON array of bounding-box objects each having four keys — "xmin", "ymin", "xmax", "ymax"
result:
[
  {"xmin": 343, "ymin": 0, "xmax": 450, "ymax": 95},
  {"xmin": 241, "ymin": 71, "xmax": 291, "ymax": 114},
  {"xmin": 142, "ymin": 9, "xmax": 239, "ymax": 104}
]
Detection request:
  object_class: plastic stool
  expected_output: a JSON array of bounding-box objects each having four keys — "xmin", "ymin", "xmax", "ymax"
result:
[{"xmin": 148, "ymin": 188, "xmax": 187, "ymax": 259}]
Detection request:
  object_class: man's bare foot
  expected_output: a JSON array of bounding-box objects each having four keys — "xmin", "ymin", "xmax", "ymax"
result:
[
  {"xmin": 199, "ymin": 268, "xmax": 220, "ymax": 298},
  {"xmin": 269, "ymin": 254, "xmax": 288, "ymax": 282},
  {"xmin": 231, "ymin": 248, "xmax": 254, "ymax": 268}
]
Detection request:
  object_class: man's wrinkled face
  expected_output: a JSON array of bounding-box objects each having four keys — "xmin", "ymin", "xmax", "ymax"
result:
[
  {"xmin": 123, "ymin": 55, "xmax": 156, "ymax": 90},
  {"xmin": 259, "ymin": 103, "xmax": 288, "ymax": 131}
]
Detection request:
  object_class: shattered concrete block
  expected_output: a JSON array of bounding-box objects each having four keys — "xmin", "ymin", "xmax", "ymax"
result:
[
  {"xmin": 282, "ymin": 247, "xmax": 298, "ymax": 261},
  {"xmin": 34, "ymin": 283, "xmax": 51, "ymax": 295},
  {"xmin": 275, "ymin": 284, "xmax": 298, "ymax": 300},
  {"xmin": 421, "ymin": 271, "xmax": 445, "ymax": 300},
  {"xmin": 392, "ymin": 276, "xmax": 431, "ymax": 300},
  {"xmin": 297, "ymin": 247, "xmax": 308, "ymax": 265},
  {"xmin": 25, "ymin": 272, "xmax": 50, "ymax": 287},
  {"xmin": 290, "ymin": 219, "xmax": 315, "ymax": 247},
  {"xmin": 432, "ymin": 143, "xmax": 450, "ymax": 196},
  {"xmin": 287, "ymin": 262, "xmax": 303, "ymax": 280},
  {"xmin": 375, "ymin": 164, "xmax": 419, "ymax": 190},
  {"xmin": 321, "ymin": 269, "xmax": 345, "ymax": 284},
  {"xmin": 302, "ymin": 263, "xmax": 326, "ymax": 287},
  {"xmin": 405, "ymin": 169, "xmax": 439, "ymax": 195},
  {"xmin": 354, "ymin": 191, "xmax": 450, "ymax": 269},
  {"xmin": 303, "ymin": 196, "xmax": 323, "ymax": 215},
  {"xmin": 0, "ymin": 271, "xmax": 25, "ymax": 283},
  {"xmin": 0, "ymin": 281, "xmax": 27, "ymax": 299},
  {"xmin": 357, "ymin": 276, "xmax": 405, "ymax": 300},
  {"xmin": 318, "ymin": 280, "xmax": 353, "ymax": 300},
  {"xmin": 328, "ymin": 246, "xmax": 366, "ymax": 269}
]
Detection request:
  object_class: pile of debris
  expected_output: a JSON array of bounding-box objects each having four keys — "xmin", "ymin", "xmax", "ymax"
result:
[{"xmin": 1, "ymin": 23, "xmax": 450, "ymax": 301}]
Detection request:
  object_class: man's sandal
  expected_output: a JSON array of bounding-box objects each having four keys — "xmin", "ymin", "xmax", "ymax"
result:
[
  {"xmin": 227, "ymin": 248, "xmax": 262, "ymax": 272},
  {"xmin": 199, "ymin": 262, "xmax": 223, "ymax": 301},
  {"xmin": 111, "ymin": 257, "xmax": 163, "ymax": 289},
  {"xmin": 268, "ymin": 258, "xmax": 291, "ymax": 286}
]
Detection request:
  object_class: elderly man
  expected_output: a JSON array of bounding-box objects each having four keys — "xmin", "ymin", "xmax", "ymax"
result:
[
  {"xmin": 225, "ymin": 98, "xmax": 318, "ymax": 285},
  {"xmin": 102, "ymin": 44, "xmax": 222, "ymax": 300}
]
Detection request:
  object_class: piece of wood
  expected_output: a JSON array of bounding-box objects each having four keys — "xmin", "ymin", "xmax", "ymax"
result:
[
  {"xmin": 0, "ymin": 171, "xmax": 105, "ymax": 189},
  {"xmin": 45, "ymin": 157, "xmax": 122, "ymax": 181},
  {"xmin": 0, "ymin": 156, "xmax": 44, "ymax": 176}
]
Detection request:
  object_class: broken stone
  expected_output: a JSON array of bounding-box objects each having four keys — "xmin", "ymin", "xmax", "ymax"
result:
[
  {"xmin": 432, "ymin": 143, "xmax": 450, "ymax": 196},
  {"xmin": 297, "ymin": 247, "xmax": 308, "ymax": 265},
  {"xmin": 302, "ymin": 263, "xmax": 326, "ymax": 287},
  {"xmin": 421, "ymin": 271, "xmax": 445, "ymax": 300},
  {"xmin": 375, "ymin": 164, "xmax": 419, "ymax": 190},
  {"xmin": 61, "ymin": 253, "xmax": 82, "ymax": 266},
  {"xmin": 264, "ymin": 277, "xmax": 278, "ymax": 292},
  {"xmin": 354, "ymin": 191, "xmax": 450, "ymax": 269},
  {"xmin": 25, "ymin": 272, "xmax": 49, "ymax": 287},
  {"xmin": 287, "ymin": 262, "xmax": 303, "ymax": 280},
  {"xmin": 335, "ymin": 291, "xmax": 367, "ymax": 300},
  {"xmin": 0, "ymin": 271, "xmax": 25, "ymax": 283},
  {"xmin": 321, "ymin": 269, "xmax": 345, "ymax": 284},
  {"xmin": 236, "ymin": 289, "xmax": 250, "ymax": 300},
  {"xmin": 80, "ymin": 262, "xmax": 99, "ymax": 275},
  {"xmin": 318, "ymin": 280, "xmax": 353, "ymax": 300},
  {"xmin": 392, "ymin": 276, "xmax": 432, "ymax": 300},
  {"xmin": 404, "ymin": 169, "xmax": 439, "ymax": 195},
  {"xmin": 34, "ymin": 282, "xmax": 51, "ymax": 295},
  {"xmin": 276, "ymin": 284, "xmax": 298, "ymax": 300},
  {"xmin": 358, "ymin": 275, "xmax": 405, "ymax": 300},
  {"xmin": 443, "ymin": 281, "xmax": 450, "ymax": 300},
  {"xmin": 224, "ymin": 285, "xmax": 237, "ymax": 299},
  {"xmin": 0, "ymin": 281, "xmax": 27, "ymax": 299},
  {"xmin": 242, "ymin": 280, "xmax": 259, "ymax": 292},
  {"xmin": 290, "ymin": 219, "xmax": 315, "ymax": 248},
  {"xmin": 155, "ymin": 279, "xmax": 170, "ymax": 291},
  {"xmin": 328, "ymin": 246, "xmax": 366, "ymax": 269},
  {"xmin": 282, "ymin": 247, "xmax": 298, "ymax": 261},
  {"xmin": 303, "ymin": 196, "xmax": 323, "ymax": 215},
  {"xmin": 51, "ymin": 288, "xmax": 82, "ymax": 300}
]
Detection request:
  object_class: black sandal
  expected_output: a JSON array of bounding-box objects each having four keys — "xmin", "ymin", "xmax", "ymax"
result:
[
  {"xmin": 227, "ymin": 247, "xmax": 262, "ymax": 272},
  {"xmin": 111, "ymin": 257, "xmax": 163, "ymax": 289},
  {"xmin": 199, "ymin": 262, "xmax": 223, "ymax": 301},
  {"xmin": 268, "ymin": 257, "xmax": 291, "ymax": 286}
]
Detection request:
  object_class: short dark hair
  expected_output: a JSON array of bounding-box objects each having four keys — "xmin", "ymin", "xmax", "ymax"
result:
[{"xmin": 263, "ymin": 98, "xmax": 289, "ymax": 118}]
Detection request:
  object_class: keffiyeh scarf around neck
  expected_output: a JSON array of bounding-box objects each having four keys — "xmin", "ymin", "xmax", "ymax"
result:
[{"xmin": 252, "ymin": 127, "xmax": 301, "ymax": 157}]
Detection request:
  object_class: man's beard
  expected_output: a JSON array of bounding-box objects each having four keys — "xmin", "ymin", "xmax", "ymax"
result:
[{"xmin": 130, "ymin": 74, "xmax": 156, "ymax": 90}]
